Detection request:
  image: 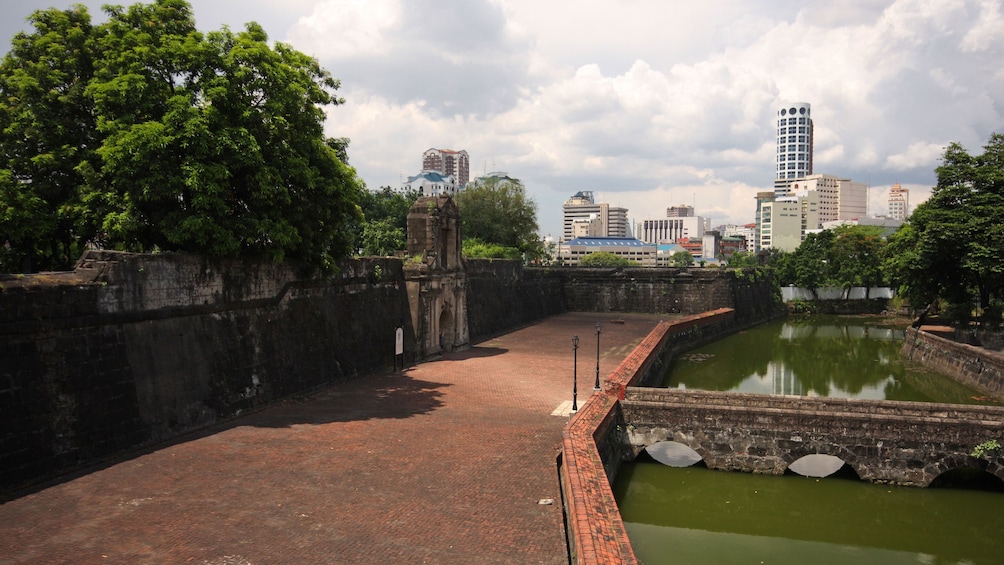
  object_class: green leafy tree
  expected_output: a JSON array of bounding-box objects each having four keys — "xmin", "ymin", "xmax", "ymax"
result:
[
  {"xmin": 0, "ymin": 0, "xmax": 363, "ymax": 273},
  {"xmin": 353, "ymin": 186, "xmax": 418, "ymax": 255},
  {"xmin": 579, "ymin": 251, "xmax": 633, "ymax": 267},
  {"xmin": 670, "ymin": 251, "xmax": 694, "ymax": 268},
  {"xmin": 726, "ymin": 251, "xmax": 759, "ymax": 268},
  {"xmin": 829, "ymin": 225, "xmax": 886, "ymax": 297},
  {"xmin": 0, "ymin": 5, "xmax": 98, "ymax": 271},
  {"xmin": 883, "ymin": 133, "xmax": 1004, "ymax": 325},
  {"xmin": 462, "ymin": 238, "xmax": 522, "ymax": 260},
  {"xmin": 455, "ymin": 174, "xmax": 540, "ymax": 259},
  {"xmin": 789, "ymin": 230, "xmax": 835, "ymax": 298}
]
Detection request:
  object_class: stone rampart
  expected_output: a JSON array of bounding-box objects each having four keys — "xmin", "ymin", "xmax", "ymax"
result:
[
  {"xmin": 903, "ymin": 326, "xmax": 1004, "ymax": 399},
  {"xmin": 549, "ymin": 266, "xmax": 781, "ymax": 325},
  {"xmin": 464, "ymin": 259, "xmax": 566, "ymax": 341},
  {"xmin": 1, "ymin": 251, "xmax": 414, "ymax": 490}
]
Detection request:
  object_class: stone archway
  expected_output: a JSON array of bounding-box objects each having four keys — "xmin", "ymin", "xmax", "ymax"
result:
[{"xmin": 439, "ymin": 301, "xmax": 454, "ymax": 352}]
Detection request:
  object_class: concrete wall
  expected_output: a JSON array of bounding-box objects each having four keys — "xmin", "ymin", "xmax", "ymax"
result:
[
  {"xmin": 903, "ymin": 327, "xmax": 1004, "ymax": 400},
  {"xmin": 1, "ymin": 251, "xmax": 415, "ymax": 490}
]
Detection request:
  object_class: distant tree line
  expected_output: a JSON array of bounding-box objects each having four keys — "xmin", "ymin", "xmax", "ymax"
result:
[{"xmin": 751, "ymin": 132, "xmax": 1004, "ymax": 327}]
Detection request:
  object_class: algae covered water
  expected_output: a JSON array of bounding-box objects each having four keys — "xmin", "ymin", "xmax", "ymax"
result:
[
  {"xmin": 660, "ymin": 315, "xmax": 998, "ymax": 404},
  {"xmin": 614, "ymin": 462, "xmax": 1004, "ymax": 564}
]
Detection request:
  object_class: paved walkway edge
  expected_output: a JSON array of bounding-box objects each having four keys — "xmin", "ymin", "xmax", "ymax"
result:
[{"xmin": 558, "ymin": 308, "xmax": 736, "ymax": 565}]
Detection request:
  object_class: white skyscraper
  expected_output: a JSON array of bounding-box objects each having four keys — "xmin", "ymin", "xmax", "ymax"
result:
[
  {"xmin": 775, "ymin": 102, "xmax": 814, "ymax": 188},
  {"xmin": 888, "ymin": 183, "xmax": 909, "ymax": 220}
]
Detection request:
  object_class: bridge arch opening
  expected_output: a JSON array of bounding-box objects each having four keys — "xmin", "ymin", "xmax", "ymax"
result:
[
  {"xmin": 785, "ymin": 453, "xmax": 861, "ymax": 481},
  {"xmin": 644, "ymin": 441, "xmax": 704, "ymax": 467},
  {"xmin": 929, "ymin": 467, "xmax": 1004, "ymax": 492}
]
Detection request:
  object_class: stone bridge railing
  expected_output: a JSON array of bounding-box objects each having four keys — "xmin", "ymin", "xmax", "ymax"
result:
[{"xmin": 621, "ymin": 388, "xmax": 1004, "ymax": 487}]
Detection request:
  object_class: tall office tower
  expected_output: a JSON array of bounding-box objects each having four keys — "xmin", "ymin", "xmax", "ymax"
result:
[
  {"xmin": 422, "ymin": 148, "xmax": 470, "ymax": 187},
  {"xmin": 666, "ymin": 204, "xmax": 695, "ymax": 218},
  {"xmin": 775, "ymin": 103, "xmax": 814, "ymax": 190},
  {"xmin": 888, "ymin": 183, "xmax": 909, "ymax": 220},
  {"xmin": 562, "ymin": 191, "xmax": 628, "ymax": 240}
]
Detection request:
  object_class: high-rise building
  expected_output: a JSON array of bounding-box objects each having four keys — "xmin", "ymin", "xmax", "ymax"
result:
[
  {"xmin": 757, "ymin": 190, "xmax": 819, "ymax": 252},
  {"xmin": 888, "ymin": 183, "xmax": 909, "ymax": 220},
  {"xmin": 561, "ymin": 191, "xmax": 629, "ymax": 240},
  {"xmin": 422, "ymin": 148, "xmax": 470, "ymax": 187},
  {"xmin": 785, "ymin": 174, "xmax": 867, "ymax": 223},
  {"xmin": 775, "ymin": 102, "xmax": 814, "ymax": 189}
]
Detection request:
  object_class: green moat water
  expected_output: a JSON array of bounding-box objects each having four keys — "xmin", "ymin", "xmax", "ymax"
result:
[
  {"xmin": 660, "ymin": 315, "xmax": 999, "ymax": 404},
  {"xmin": 613, "ymin": 463, "xmax": 1004, "ymax": 564},
  {"xmin": 615, "ymin": 315, "xmax": 1004, "ymax": 563}
]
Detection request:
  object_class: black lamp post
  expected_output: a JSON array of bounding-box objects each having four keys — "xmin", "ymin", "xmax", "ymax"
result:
[
  {"xmin": 572, "ymin": 335, "xmax": 579, "ymax": 412},
  {"xmin": 594, "ymin": 322, "xmax": 602, "ymax": 391}
]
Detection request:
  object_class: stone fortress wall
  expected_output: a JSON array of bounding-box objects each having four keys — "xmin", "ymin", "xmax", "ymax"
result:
[{"xmin": 1, "ymin": 251, "xmax": 777, "ymax": 491}]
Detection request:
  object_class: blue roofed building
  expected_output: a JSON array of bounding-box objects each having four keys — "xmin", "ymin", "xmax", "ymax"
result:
[
  {"xmin": 556, "ymin": 236, "xmax": 656, "ymax": 266},
  {"xmin": 402, "ymin": 170, "xmax": 460, "ymax": 197}
]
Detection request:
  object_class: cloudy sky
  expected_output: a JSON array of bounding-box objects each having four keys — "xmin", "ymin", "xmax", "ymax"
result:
[{"xmin": 4, "ymin": 0, "xmax": 1003, "ymax": 238}]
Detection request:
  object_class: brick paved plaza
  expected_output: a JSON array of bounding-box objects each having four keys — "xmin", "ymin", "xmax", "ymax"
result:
[{"xmin": 0, "ymin": 312, "xmax": 665, "ymax": 564}]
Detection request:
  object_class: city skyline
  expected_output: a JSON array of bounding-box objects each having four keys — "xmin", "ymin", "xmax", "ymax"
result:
[{"xmin": 4, "ymin": 0, "xmax": 1002, "ymax": 239}]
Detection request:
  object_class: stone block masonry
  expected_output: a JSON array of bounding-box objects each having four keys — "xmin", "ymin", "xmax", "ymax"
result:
[{"xmin": 1, "ymin": 251, "xmax": 414, "ymax": 491}]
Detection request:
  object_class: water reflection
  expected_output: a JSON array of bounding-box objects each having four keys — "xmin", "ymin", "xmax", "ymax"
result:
[{"xmin": 661, "ymin": 316, "xmax": 998, "ymax": 404}]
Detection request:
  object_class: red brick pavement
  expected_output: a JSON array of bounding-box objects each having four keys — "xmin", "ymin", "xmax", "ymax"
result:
[{"xmin": 0, "ymin": 312, "xmax": 666, "ymax": 565}]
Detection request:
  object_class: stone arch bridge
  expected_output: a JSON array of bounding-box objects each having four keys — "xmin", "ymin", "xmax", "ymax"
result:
[{"xmin": 620, "ymin": 388, "xmax": 1004, "ymax": 487}]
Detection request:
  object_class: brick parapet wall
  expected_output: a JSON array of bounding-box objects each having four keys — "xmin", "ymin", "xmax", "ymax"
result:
[
  {"xmin": 558, "ymin": 309, "xmax": 737, "ymax": 565},
  {"xmin": 903, "ymin": 326, "xmax": 1004, "ymax": 399}
]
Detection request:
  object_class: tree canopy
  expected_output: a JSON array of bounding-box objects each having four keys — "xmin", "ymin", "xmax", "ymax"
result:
[
  {"xmin": 579, "ymin": 251, "xmax": 633, "ymax": 267},
  {"xmin": 454, "ymin": 175, "xmax": 539, "ymax": 260},
  {"xmin": 354, "ymin": 186, "xmax": 419, "ymax": 256},
  {"xmin": 0, "ymin": 0, "xmax": 363, "ymax": 273},
  {"xmin": 883, "ymin": 133, "xmax": 1004, "ymax": 325}
]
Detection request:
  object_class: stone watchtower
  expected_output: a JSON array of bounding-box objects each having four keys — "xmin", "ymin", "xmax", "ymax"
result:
[{"xmin": 404, "ymin": 195, "xmax": 469, "ymax": 357}]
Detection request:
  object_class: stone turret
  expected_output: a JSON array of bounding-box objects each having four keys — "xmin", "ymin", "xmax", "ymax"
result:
[{"xmin": 404, "ymin": 196, "xmax": 469, "ymax": 357}]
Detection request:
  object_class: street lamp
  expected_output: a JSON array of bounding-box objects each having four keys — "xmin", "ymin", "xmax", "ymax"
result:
[
  {"xmin": 594, "ymin": 322, "xmax": 602, "ymax": 391},
  {"xmin": 571, "ymin": 335, "xmax": 579, "ymax": 412}
]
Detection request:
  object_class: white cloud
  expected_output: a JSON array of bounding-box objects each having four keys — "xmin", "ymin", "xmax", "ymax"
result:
[
  {"xmin": 6, "ymin": 0, "xmax": 1002, "ymax": 239},
  {"xmin": 885, "ymin": 141, "xmax": 948, "ymax": 171},
  {"xmin": 288, "ymin": 0, "xmax": 402, "ymax": 58}
]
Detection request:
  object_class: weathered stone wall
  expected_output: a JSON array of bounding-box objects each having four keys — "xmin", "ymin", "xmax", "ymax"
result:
[
  {"xmin": 621, "ymin": 388, "xmax": 1004, "ymax": 487},
  {"xmin": 550, "ymin": 267, "xmax": 782, "ymax": 325},
  {"xmin": 1, "ymin": 251, "xmax": 414, "ymax": 490},
  {"xmin": 464, "ymin": 259, "xmax": 567, "ymax": 341},
  {"xmin": 902, "ymin": 327, "xmax": 1004, "ymax": 399}
]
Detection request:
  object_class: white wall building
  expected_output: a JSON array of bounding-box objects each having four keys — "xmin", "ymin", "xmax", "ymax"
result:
[
  {"xmin": 758, "ymin": 190, "xmax": 819, "ymax": 252},
  {"xmin": 888, "ymin": 183, "xmax": 909, "ymax": 220},
  {"xmin": 403, "ymin": 170, "xmax": 459, "ymax": 197},
  {"xmin": 782, "ymin": 174, "xmax": 867, "ymax": 223},
  {"xmin": 556, "ymin": 236, "xmax": 656, "ymax": 266}
]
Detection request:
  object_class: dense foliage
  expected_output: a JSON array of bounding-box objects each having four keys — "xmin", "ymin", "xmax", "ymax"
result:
[
  {"xmin": 770, "ymin": 225, "xmax": 887, "ymax": 298},
  {"xmin": 578, "ymin": 251, "xmax": 633, "ymax": 267},
  {"xmin": 354, "ymin": 186, "xmax": 419, "ymax": 256},
  {"xmin": 0, "ymin": 0, "xmax": 363, "ymax": 273},
  {"xmin": 669, "ymin": 250, "xmax": 694, "ymax": 268},
  {"xmin": 883, "ymin": 133, "xmax": 1004, "ymax": 326},
  {"xmin": 454, "ymin": 175, "xmax": 540, "ymax": 261}
]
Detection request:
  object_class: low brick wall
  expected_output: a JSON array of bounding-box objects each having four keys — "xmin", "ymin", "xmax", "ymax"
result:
[
  {"xmin": 903, "ymin": 326, "xmax": 1004, "ymax": 399},
  {"xmin": 557, "ymin": 308, "xmax": 737, "ymax": 565}
]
